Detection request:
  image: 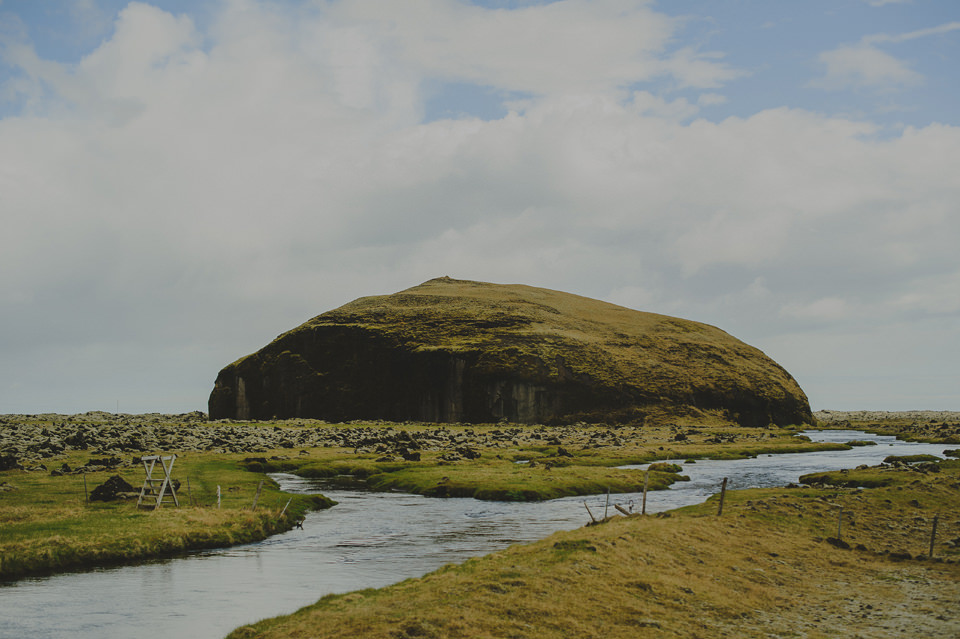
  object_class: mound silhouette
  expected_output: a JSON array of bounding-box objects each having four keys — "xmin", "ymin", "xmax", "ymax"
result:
[{"xmin": 209, "ymin": 277, "xmax": 811, "ymax": 426}]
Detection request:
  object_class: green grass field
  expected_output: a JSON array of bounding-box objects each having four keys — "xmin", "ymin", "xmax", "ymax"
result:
[{"xmin": 0, "ymin": 450, "xmax": 332, "ymax": 580}]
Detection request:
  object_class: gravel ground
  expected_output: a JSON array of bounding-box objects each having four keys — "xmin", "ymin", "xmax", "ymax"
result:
[
  {"xmin": 725, "ymin": 562, "xmax": 960, "ymax": 639},
  {"xmin": 815, "ymin": 410, "xmax": 960, "ymax": 423},
  {"xmin": 0, "ymin": 412, "xmax": 648, "ymax": 472}
]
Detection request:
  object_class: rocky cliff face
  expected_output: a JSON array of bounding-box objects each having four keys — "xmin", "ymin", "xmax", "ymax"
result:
[{"xmin": 209, "ymin": 277, "xmax": 812, "ymax": 426}]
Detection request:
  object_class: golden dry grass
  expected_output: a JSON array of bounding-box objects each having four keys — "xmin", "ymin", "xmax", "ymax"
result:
[
  {"xmin": 316, "ymin": 277, "xmax": 806, "ymax": 403},
  {"xmin": 228, "ymin": 463, "xmax": 960, "ymax": 639}
]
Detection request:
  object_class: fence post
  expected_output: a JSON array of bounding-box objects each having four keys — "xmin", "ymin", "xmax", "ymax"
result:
[
  {"xmin": 583, "ymin": 501, "xmax": 598, "ymax": 524},
  {"xmin": 83, "ymin": 473, "xmax": 88, "ymax": 504},
  {"xmin": 642, "ymin": 469, "xmax": 650, "ymax": 515},
  {"xmin": 717, "ymin": 477, "xmax": 728, "ymax": 516},
  {"xmin": 929, "ymin": 514, "xmax": 939, "ymax": 557},
  {"xmin": 217, "ymin": 485, "xmax": 221, "ymax": 509},
  {"xmin": 251, "ymin": 479, "xmax": 264, "ymax": 510}
]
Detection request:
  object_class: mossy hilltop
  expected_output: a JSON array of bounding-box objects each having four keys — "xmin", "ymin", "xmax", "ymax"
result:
[{"xmin": 209, "ymin": 277, "xmax": 811, "ymax": 426}]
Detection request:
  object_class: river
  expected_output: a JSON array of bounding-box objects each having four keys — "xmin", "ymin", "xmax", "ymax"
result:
[{"xmin": 0, "ymin": 430, "xmax": 952, "ymax": 639}]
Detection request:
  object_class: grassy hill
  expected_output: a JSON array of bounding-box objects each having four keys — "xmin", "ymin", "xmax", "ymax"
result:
[{"xmin": 209, "ymin": 277, "xmax": 811, "ymax": 426}]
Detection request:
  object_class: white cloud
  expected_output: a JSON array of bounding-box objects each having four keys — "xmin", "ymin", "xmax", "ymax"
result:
[
  {"xmin": 864, "ymin": 21, "xmax": 960, "ymax": 44},
  {"xmin": 658, "ymin": 46, "xmax": 742, "ymax": 89},
  {"xmin": 810, "ymin": 19, "xmax": 960, "ymax": 92},
  {"xmin": 809, "ymin": 44, "xmax": 921, "ymax": 90},
  {"xmin": 0, "ymin": 0, "xmax": 958, "ymax": 412},
  {"xmin": 697, "ymin": 92, "xmax": 727, "ymax": 106},
  {"xmin": 325, "ymin": 0, "xmax": 738, "ymax": 95}
]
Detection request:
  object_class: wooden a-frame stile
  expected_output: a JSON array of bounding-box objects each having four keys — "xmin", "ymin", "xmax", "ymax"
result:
[{"xmin": 137, "ymin": 455, "xmax": 180, "ymax": 510}]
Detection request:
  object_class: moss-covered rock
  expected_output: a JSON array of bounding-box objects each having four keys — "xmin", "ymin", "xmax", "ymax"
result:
[{"xmin": 209, "ymin": 277, "xmax": 811, "ymax": 426}]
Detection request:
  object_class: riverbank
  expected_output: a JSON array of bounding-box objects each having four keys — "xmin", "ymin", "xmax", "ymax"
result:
[
  {"xmin": 814, "ymin": 410, "xmax": 960, "ymax": 443},
  {"xmin": 0, "ymin": 411, "xmax": 948, "ymax": 582},
  {"xmin": 0, "ymin": 451, "xmax": 333, "ymax": 580},
  {"xmin": 239, "ymin": 424, "xmax": 848, "ymax": 502},
  {"xmin": 1, "ymin": 413, "xmax": 849, "ymax": 516},
  {"xmin": 230, "ymin": 459, "xmax": 960, "ymax": 639}
]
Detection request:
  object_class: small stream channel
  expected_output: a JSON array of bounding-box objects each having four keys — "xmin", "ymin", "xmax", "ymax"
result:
[{"xmin": 1, "ymin": 430, "xmax": 953, "ymax": 639}]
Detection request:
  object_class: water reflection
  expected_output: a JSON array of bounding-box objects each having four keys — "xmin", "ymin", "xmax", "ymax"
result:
[{"xmin": 0, "ymin": 430, "xmax": 953, "ymax": 639}]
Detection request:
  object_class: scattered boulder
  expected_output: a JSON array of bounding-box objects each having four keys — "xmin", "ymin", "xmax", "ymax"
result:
[
  {"xmin": 0, "ymin": 454, "xmax": 21, "ymax": 471},
  {"xmin": 456, "ymin": 446, "xmax": 481, "ymax": 460},
  {"xmin": 826, "ymin": 537, "xmax": 850, "ymax": 550},
  {"xmin": 648, "ymin": 462, "xmax": 683, "ymax": 474},
  {"xmin": 86, "ymin": 456, "xmax": 124, "ymax": 469},
  {"xmin": 398, "ymin": 448, "xmax": 421, "ymax": 462},
  {"xmin": 883, "ymin": 454, "xmax": 942, "ymax": 465},
  {"xmin": 89, "ymin": 475, "xmax": 136, "ymax": 502}
]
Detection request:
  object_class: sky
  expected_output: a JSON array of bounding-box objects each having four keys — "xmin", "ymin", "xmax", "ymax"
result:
[{"xmin": 1, "ymin": 0, "xmax": 958, "ymax": 415}]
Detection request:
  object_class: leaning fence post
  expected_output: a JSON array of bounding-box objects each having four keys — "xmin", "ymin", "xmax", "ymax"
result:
[
  {"xmin": 583, "ymin": 501, "xmax": 598, "ymax": 524},
  {"xmin": 280, "ymin": 497, "xmax": 293, "ymax": 519},
  {"xmin": 717, "ymin": 477, "xmax": 728, "ymax": 516}
]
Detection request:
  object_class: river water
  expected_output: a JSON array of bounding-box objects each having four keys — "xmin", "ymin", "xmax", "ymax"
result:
[{"xmin": 0, "ymin": 430, "xmax": 953, "ymax": 639}]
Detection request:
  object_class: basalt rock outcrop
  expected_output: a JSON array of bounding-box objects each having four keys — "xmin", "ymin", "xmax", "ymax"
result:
[{"xmin": 208, "ymin": 277, "xmax": 812, "ymax": 426}]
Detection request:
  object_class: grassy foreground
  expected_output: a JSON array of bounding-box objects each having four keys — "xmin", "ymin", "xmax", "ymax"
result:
[
  {"xmin": 0, "ymin": 412, "xmax": 888, "ymax": 579},
  {"xmin": 229, "ymin": 461, "xmax": 960, "ymax": 639},
  {"xmin": 0, "ymin": 411, "xmax": 866, "ymax": 582},
  {"xmin": 2, "ymin": 410, "xmax": 951, "ymax": 588},
  {"xmin": 0, "ymin": 451, "xmax": 332, "ymax": 580}
]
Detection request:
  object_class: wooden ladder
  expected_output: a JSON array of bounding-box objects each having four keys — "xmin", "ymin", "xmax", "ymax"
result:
[{"xmin": 137, "ymin": 455, "xmax": 180, "ymax": 510}]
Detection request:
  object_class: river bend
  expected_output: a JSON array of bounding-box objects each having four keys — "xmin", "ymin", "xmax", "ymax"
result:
[{"xmin": 0, "ymin": 430, "xmax": 952, "ymax": 639}]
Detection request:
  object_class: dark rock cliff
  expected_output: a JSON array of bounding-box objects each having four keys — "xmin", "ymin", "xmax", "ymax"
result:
[{"xmin": 208, "ymin": 277, "xmax": 812, "ymax": 426}]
